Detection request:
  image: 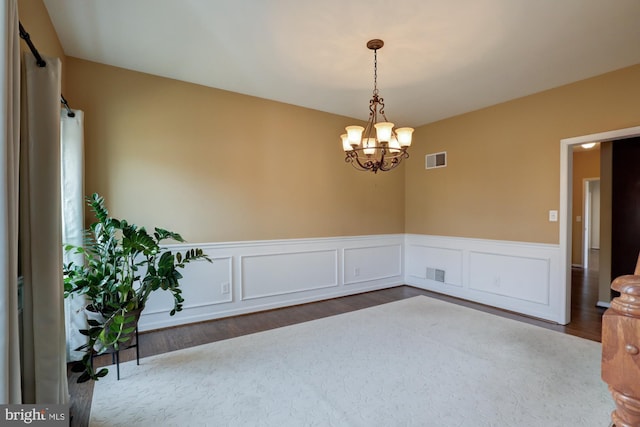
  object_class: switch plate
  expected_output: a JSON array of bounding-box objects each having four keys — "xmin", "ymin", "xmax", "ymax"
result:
[
  {"xmin": 221, "ymin": 282, "xmax": 230, "ymax": 294},
  {"xmin": 548, "ymin": 210, "xmax": 558, "ymax": 222}
]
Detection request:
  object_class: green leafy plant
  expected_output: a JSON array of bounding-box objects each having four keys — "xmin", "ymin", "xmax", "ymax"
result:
[{"xmin": 63, "ymin": 193, "xmax": 211, "ymax": 382}]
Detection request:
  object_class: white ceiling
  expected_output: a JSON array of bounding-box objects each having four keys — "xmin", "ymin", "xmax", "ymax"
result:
[{"xmin": 43, "ymin": 0, "xmax": 640, "ymax": 127}]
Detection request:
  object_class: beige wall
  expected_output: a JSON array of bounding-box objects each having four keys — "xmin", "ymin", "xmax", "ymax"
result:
[
  {"xmin": 65, "ymin": 58, "xmax": 405, "ymax": 243},
  {"xmin": 18, "ymin": 0, "xmax": 66, "ymax": 91},
  {"xmin": 407, "ymin": 64, "xmax": 640, "ymax": 244},
  {"xmin": 571, "ymin": 147, "xmax": 600, "ymax": 265},
  {"xmin": 18, "ymin": 1, "xmax": 640, "ymax": 247}
]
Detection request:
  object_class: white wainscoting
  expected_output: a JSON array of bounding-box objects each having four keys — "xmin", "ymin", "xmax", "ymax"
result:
[
  {"xmin": 139, "ymin": 233, "xmax": 563, "ymax": 331},
  {"xmin": 404, "ymin": 234, "xmax": 563, "ymax": 324},
  {"xmin": 139, "ymin": 235, "xmax": 405, "ymax": 331}
]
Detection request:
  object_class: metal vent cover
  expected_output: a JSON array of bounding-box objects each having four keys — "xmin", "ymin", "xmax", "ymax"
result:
[
  {"xmin": 425, "ymin": 152, "xmax": 447, "ymax": 169},
  {"xmin": 426, "ymin": 267, "xmax": 445, "ymax": 283}
]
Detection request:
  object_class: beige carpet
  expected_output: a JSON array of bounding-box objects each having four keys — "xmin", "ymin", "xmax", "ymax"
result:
[{"xmin": 90, "ymin": 296, "xmax": 612, "ymax": 426}]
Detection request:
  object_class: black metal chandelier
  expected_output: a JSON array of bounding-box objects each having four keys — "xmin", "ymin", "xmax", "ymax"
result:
[{"xmin": 341, "ymin": 39, "xmax": 413, "ymax": 173}]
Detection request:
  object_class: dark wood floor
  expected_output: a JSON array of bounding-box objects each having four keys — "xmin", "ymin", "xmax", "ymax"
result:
[{"xmin": 68, "ymin": 270, "xmax": 606, "ymax": 427}]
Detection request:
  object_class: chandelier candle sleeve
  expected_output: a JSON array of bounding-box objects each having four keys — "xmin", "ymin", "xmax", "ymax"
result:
[
  {"xmin": 341, "ymin": 39, "xmax": 414, "ymax": 173},
  {"xmin": 363, "ymin": 138, "xmax": 376, "ymax": 155},
  {"xmin": 374, "ymin": 122, "xmax": 394, "ymax": 142},
  {"xmin": 395, "ymin": 128, "xmax": 414, "ymax": 147},
  {"xmin": 346, "ymin": 126, "xmax": 364, "ymax": 146},
  {"xmin": 389, "ymin": 136, "xmax": 401, "ymax": 153},
  {"xmin": 341, "ymin": 134, "xmax": 353, "ymax": 151}
]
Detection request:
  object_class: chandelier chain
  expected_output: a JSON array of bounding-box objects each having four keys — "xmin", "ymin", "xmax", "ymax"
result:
[{"xmin": 373, "ymin": 48, "xmax": 378, "ymax": 96}]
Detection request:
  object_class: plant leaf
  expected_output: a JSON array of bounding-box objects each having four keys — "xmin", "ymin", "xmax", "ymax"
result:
[
  {"xmin": 95, "ymin": 369, "xmax": 109, "ymax": 378},
  {"xmin": 77, "ymin": 372, "xmax": 92, "ymax": 383},
  {"xmin": 70, "ymin": 362, "xmax": 85, "ymax": 373}
]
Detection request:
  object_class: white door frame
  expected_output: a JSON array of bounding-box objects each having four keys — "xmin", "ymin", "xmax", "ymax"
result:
[
  {"xmin": 559, "ymin": 126, "xmax": 640, "ymax": 325},
  {"xmin": 582, "ymin": 178, "xmax": 600, "ymax": 269}
]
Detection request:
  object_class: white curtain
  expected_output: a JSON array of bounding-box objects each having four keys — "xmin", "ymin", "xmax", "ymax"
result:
[
  {"xmin": 61, "ymin": 109, "xmax": 86, "ymax": 362},
  {"xmin": 20, "ymin": 51, "xmax": 69, "ymax": 404},
  {"xmin": 0, "ymin": 0, "xmax": 21, "ymax": 404}
]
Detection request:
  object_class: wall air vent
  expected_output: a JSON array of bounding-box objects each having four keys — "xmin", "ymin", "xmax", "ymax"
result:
[{"xmin": 425, "ymin": 152, "xmax": 447, "ymax": 170}]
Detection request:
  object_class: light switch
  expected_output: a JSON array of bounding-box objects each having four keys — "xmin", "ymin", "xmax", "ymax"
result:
[
  {"xmin": 576, "ymin": 216, "xmax": 582, "ymax": 222},
  {"xmin": 549, "ymin": 210, "xmax": 558, "ymax": 222}
]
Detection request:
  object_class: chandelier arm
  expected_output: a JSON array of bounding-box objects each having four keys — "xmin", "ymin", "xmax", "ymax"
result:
[
  {"xmin": 345, "ymin": 150, "xmax": 369, "ymax": 171},
  {"xmin": 380, "ymin": 162, "xmax": 400, "ymax": 172},
  {"xmin": 364, "ymin": 108, "xmax": 376, "ymax": 137},
  {"xmin": 382, "ymin": 148, "xmax": 405, "ymax": 171},
  {"xmin": 378, "ymin": 150, "xmax": 406, "ymax": 172},
  {"xmin": 349, "ymin": 159, "xmax": 367, "ymax": 172},
  {"xmin": 368, "ymin": 93, "xmax": 380, "ymax": 127},
  {"xmin": 345, "ymin": 148, "xmax": 384, "ymax": 173},
  {"xmin": 377, "ymin": 148, "xmax": 410, "ymax": 171},
  {"xmin": 354, "ymin": 153, "xmax": 375, "ymax": 171},
  {"xmin": 362, "ymin": 157, "xmax": 379, "ymax": 172}
]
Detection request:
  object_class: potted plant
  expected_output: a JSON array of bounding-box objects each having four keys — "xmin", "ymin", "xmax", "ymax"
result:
[{"xmin": 63, "ymin": 193, "xmax": 211, "ymax": 382}]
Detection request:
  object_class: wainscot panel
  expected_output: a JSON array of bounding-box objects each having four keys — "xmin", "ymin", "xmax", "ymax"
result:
[
  {"xmin": 404, "ymin": 234, "xmax": 562, "ymax": 324},
  {"xmin": 405, "ymin": 245, "xmax": 463, "ymax": 287},
  {"xmin": 138, "ymin": 235, "xmax": 404, "ymax": 331},
  {"xmin": 343, "ymin": 244, "xmax": 402, "ymax": 285},
  {"xmin": 143, "ymin": 256, "xmax": 233, "ymax": 316},
  {"xmin": 241, "ymin": 250, "xmax": 338, "ymax": 300},
  {"xmin": 468, "ymin": 252, "xmax": 549, "ymax": 305}
]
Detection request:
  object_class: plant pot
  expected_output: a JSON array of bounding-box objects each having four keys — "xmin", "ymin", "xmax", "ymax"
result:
[
  {"xmin": 104, "ymin": 306, "xmax": 143, "ymax": 352},
  {"xmin": 84, "ymin": 305, "xmax": 143, "ymax": 353}
]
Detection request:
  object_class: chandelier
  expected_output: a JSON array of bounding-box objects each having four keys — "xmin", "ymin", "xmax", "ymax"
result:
[{"xmin": 341, "ymin": 39, "xmax": 413, "ymax": 173}]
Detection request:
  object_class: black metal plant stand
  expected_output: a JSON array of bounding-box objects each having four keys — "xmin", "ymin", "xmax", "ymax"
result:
[{"xmin": 91, "ymin": 326, "xmax": 140, "ymax": 380}]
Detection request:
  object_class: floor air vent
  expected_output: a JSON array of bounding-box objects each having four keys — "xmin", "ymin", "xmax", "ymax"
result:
[{"xmin": 425, "ymin": 152, "xmax": 447, "ymax": 169}]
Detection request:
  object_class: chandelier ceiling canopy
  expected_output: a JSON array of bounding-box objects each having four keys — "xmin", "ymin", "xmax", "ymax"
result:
[{"xmin": 341, "ymin": 39, "xmax": 413, "ymax": 173}]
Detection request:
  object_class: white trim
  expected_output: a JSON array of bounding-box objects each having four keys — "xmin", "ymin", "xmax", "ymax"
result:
[
  {"xmin": 142, "ymin": 256, "xmax": 234, "ymax": 315},
  {"xmin": 343, "ymin": 244, "xmax": 403, "ymax": 285},
  {"xmin": 239, "ymin": 249, "xmax": 340, "ymax": 301},
  {"xmin": 140, "ymin": 212, "xmax": 626, "ymax": 331},
  {"xmin": 139, "ymin": 234, "xmax": 405, "ymax": 331},
  {"xmin": 141, "ymin": 282, "xmax": 396, "ymax": 330},
  {"xmin": 405, "ymin": 234, "xmax": 561, "ymax": 323},
  {"xmin": 596, "ymin": 301, "xmax": 611, "ymax": 309},
  {"xmin": 562, "ymin": 127, "xmax": 640, "ymax": 146},
  {"xmin": 560, "ymin": 126, "xmax": 640, "ymax": 325},
  {"xmin": 161, "ymin": 234, "xmax": 398, "ymax": 250}
]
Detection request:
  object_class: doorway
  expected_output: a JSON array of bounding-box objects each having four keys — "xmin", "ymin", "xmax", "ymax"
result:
[
  {"xmin": 582, "ymin": 178, "xmax": 600, "ymax": 270},
  {"xmin": 560, "ymin": 125, "xmax": 640, "ymax": 325}
]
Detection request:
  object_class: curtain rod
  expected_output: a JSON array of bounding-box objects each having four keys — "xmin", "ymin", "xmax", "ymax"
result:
[{"xmin": 18, "ymin": 21, "xmax": 76, "ymax": 118}]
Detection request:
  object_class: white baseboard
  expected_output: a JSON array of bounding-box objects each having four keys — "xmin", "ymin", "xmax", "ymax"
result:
[{"xmin": 596, "ymin": 300, "xmax": 611, "ymax": 309}]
